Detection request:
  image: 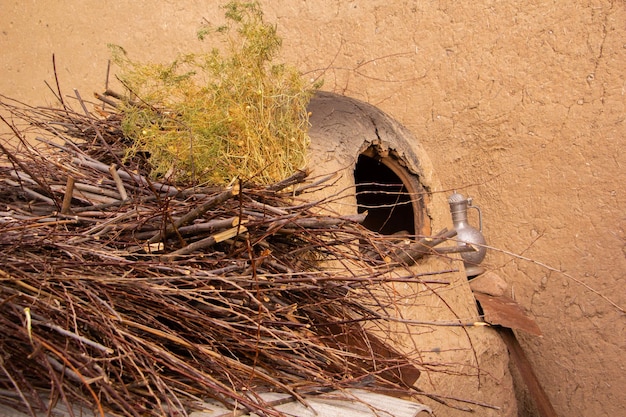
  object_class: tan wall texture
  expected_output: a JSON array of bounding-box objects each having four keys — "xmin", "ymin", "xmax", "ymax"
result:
[{"xmin": 1, "ymin": 1, "xmax": 625, "ymax": 416}]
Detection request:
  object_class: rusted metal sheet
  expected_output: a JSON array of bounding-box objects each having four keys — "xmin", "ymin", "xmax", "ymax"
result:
[
  {"xmin": 473, "ymin": 293, "xmax": 556, "ymax": 416},
  {"xmin": 316, "ymin": 321, "xmax": 421, "ymax": 387},
  {"xmin": 473, "ymin": 292, "xmax": 542, "ymax": 336},
  {"xmin": 499, "ymin": 328, "xmax": 558, "ymax": 417}
]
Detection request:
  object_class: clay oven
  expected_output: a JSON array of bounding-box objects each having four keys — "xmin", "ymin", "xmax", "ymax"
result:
[{"xmin": 305, "ymin": 91, "xmax": 518, "ymax": 417}]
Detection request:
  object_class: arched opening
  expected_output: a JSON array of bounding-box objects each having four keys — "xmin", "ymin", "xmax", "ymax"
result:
[{"xmin": 354, "ymin": 147, "xmax": 429, "ymax": 237}]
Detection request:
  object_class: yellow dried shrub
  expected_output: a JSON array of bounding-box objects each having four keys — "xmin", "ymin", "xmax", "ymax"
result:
[{"xmin": 111, "ymin": 1, "xmax": 320, "ymax": 185}]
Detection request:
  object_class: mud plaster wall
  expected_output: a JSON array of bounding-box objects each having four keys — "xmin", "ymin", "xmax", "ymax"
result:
[{"xmin": 1, "ymin": 1, "xmax": 624, "ymax": 416}]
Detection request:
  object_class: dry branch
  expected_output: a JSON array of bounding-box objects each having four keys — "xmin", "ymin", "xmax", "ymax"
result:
[{"xmin": 0, "ymin": 93, "xmax": 469, "ymax": 417}]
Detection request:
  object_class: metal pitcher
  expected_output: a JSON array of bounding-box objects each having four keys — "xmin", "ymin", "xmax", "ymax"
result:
[{"xmin": 448, "ymin": 192, "xmax": 487, "ymax": 276}]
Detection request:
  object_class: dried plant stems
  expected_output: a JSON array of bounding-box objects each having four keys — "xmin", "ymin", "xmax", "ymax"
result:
[
  {"xmin": 0, "ymin": 75, "xmax": 495, "ymax": 416},
  {"xmin": 0, "ymin": 93, "xmax": 471, "ymax": 417}
]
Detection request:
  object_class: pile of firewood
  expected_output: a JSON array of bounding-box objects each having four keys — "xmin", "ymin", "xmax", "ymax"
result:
[{"xmin": 0, "ymin": 93, "xmax": 459, "ymax": 416}]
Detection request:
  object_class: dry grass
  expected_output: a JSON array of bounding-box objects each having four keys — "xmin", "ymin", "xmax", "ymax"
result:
[{"xmin": 110, "ymin": 1, "xmax": 318, "ymax": 186}]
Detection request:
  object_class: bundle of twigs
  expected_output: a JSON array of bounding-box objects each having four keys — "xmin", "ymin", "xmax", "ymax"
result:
[{"xmin": 0, "ymin": 93, "xmax": 458, "ymax": 417}]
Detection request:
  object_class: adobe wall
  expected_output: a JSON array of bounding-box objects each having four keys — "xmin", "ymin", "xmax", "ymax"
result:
[{"xmin": 2, "ymin": 1, "xmax": 624, "ymax": 416}]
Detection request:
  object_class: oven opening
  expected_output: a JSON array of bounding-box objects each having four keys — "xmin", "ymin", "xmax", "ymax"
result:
[{"xmin": 354, "ymin": 149, "xmax": 428, "ymax": 237}]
